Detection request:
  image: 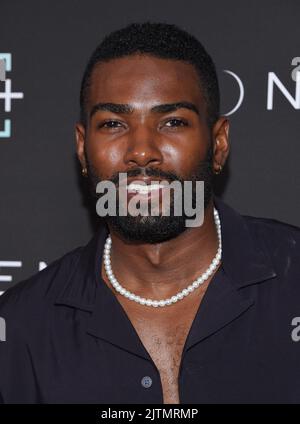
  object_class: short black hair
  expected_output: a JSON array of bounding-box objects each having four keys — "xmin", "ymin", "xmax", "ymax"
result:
[{"xmin": 79, "ymin": 22, "xmax": 220, "ymax": 129}]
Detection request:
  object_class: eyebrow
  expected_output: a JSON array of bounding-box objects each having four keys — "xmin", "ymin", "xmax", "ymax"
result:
[{"xmin": 89, "ymin": 101, "xmax": 200, "ymax": 119}]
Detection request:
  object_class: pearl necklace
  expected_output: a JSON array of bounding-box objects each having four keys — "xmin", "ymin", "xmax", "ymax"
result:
[{"xmin": 103, "ymin": 207, "xmax": 222, "ymax": 307}]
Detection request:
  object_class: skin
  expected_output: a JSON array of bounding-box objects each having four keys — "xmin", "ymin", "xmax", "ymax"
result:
[{"xmin": 76, "ymin": 53, "xmax": 229, "ymax": 299}]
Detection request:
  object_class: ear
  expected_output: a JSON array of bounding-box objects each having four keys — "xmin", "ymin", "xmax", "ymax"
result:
[
  {"xmin": 212, "ymin": 117, "xmax": 230, "ymax": 173},
  {"xmin": 75, "ymin": 122, "xmax": 87, "ymax": 169}
]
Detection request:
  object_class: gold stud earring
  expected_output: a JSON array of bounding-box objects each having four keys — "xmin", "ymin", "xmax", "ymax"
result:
[
  {"xmin": 81, "ymin": 167, "xmax": 88, "ymax": 177},
  {"xmin": 214, "ymin": 164, "xmax": 223, "ymax": 175}
]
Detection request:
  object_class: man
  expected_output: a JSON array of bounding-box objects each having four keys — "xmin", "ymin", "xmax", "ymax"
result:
[{"xmin": 0, "ymin": 22, "xmax": 300, "ymax": 404}]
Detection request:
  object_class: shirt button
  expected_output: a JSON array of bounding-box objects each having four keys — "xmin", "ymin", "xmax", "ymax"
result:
[{"xmin": 141, "ymin": 376, "xmax": 152, "ymax": 388}]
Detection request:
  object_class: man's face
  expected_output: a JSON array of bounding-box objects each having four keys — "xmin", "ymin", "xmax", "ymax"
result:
[{"xmin": 76, "ymin": 53, "xmax": 229, "ymax": 243}]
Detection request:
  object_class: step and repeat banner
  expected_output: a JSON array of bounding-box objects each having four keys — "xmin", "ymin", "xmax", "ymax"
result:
[{"xmin": 0, "ymin": 0, "xmax": 299, "ymax": 293}]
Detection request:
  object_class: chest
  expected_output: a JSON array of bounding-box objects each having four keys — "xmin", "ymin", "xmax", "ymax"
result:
[{"xmin": 118, "ymin": 292, "xmax": 205, "ymax": 404}]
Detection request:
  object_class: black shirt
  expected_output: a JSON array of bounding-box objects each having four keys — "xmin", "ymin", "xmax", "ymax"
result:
[{"xmin": 1, "ymin": 196, "xmax": 300, "ymax": 404}]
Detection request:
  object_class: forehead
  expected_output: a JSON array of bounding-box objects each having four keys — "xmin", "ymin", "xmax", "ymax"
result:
[{"xmin": 87, "ymin": 54, "xmax": 204, "ymax": 111}]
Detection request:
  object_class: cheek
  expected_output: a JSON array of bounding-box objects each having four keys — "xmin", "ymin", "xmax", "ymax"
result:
[
  {"xmin": 85, "ymin": 140, "xmax": 124, "ymax": 179},
  {"xmin": 161, "ymin": 134, "xmax": 210, "ymax": 177}
]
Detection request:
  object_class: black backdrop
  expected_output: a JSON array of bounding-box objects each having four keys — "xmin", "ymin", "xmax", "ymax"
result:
[{"xmin": 0, "ymin": 0, "xmax": 299, "ymax": 293}]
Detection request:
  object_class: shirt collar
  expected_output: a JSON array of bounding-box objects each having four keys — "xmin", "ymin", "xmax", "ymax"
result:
[{"xmin": 214, "ymin": 195, "xmax": 277, "ymax": 287}]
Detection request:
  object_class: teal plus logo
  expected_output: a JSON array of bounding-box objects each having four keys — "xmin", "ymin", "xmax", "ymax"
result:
[{"xmin": 0, "ymin": 53, "xmax": 24, "ymax": 138}]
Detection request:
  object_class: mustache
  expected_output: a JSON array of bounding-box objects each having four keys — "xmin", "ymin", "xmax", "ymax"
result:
[{"xmin": 108, "ymin": 167, "xmax": 184, "ymax": 186}]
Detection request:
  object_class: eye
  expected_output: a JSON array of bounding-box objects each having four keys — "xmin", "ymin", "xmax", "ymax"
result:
[
  {"xmin": 164, "ymin": 118, "xmax": 188, "ymax": 128},
  {"xmin": 97, "ymin": 120, "xmax": 124, "ymax": 129}
]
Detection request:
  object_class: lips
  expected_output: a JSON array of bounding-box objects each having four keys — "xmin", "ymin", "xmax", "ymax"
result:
[
  {"xmin": 126, "ymin": 181, "xmax": 169, "ymax": 195},
  {"xmin": 120, "ymin": 175, "xmax": 165, "ymax": 185},
  {"xmin": 118, "ymin": 175, "xmax": 169, "ymax": 191}
]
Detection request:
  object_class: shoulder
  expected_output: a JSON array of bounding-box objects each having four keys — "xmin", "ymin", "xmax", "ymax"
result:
[
  {"xmin": 0, "ymin": 245, "xmax": 84, "ymax": 320},
  {"xmin": 243, "ymin": 214, "xmax": 300, "ymax": 278},
  {"xmin": 243, "ymin": 213, "xmax": 300, "ymax": 248}
]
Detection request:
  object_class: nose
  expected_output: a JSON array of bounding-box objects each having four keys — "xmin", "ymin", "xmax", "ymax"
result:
[{"xmin": 123, "ymin": 125, "xmax": 163, "ymax": 168}]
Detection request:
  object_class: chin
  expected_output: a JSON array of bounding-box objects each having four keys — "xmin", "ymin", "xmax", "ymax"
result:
[{"xmin": 106, "ymin": 215, "xmax": 188, "ymax": 244}]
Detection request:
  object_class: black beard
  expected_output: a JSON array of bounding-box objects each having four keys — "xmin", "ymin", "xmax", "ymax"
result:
[{"xmin": 85, "ymin": 143, "xmax": 214, "ymax": 244}]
